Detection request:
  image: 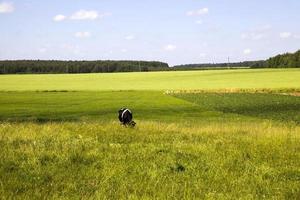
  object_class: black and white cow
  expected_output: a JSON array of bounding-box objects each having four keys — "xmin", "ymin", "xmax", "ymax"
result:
[{"xmin": 118, "ymin": 108, "xmax": 136, "ymax": 127}]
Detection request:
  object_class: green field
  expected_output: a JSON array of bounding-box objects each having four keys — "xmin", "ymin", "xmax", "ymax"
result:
[
  {"xmin": 0, "ymin": 69, "xmax": 300, "ymax": 199},
  {"xmin": 0, "ymin": 68, "xmax": 299, "ymax": 91}
]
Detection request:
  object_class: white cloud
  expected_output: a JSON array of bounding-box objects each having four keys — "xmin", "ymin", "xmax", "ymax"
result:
[
  {"xmin": 70, "ymin": 10, "xmax": 99, "ymax": 20},
  {"xmin": 243, "ymin": 49, "xmax": 252, "ymax": 55},
  {"xmin": 241, "ymin": 33, "xmax": 265, "ymax": 40},
  {"xmin": 125, "ymin": 35, "xmax": 135, "ymax": 40},
  {"xmin": 53, "ymin": 10, "xmax": 111, "ymax": 22},
  {"xmin": 53, "ymin": 14, "xmax": 66, "ymax": 22},
  {"xmin": 186, "ymin": 11, "xmax": 194, "ymax": 16},
  {"xmin": 241, "ymin": 25, "xmax": 272, "ymax": 41},
  {"xmin": 62, "ymin": 44, "xmax": 81, "ymax": 55},
  {"xmin": 164, "ymin": 44, "xmax": 177, "ymax": 51},
  {"xmin": 0, "ymin": 2, "xmax": 14, "ymax": 13},
  {"xmin": 259, "ymin": 24, "xmax": 272, "ymax": 31},
  {"xmin": 202, "ymin": 42, "xmax": 208, "ymax": 47},
  {"xmin": 198, "ymin": 8, "xmax": 209, "ymax": 15},
  {"xmin": 187, "ymin": 8, "xmax": 209, "ymax": 16},
  {"xmin": 279, "ymin": 32, "xmax": 292, "ymax": 39},
  {"xmin": 99, "ymin": 12, "xmax": 112, "ymax": 18},
  {"xmin": 75, "ymin": 31, "xmax": 91, "ymax": 38},
  {"xmin": 294, "ymin": 34, "xmax": 300, "ymax": 39},
  {"xmin": 195, "ymin": 20, "xmax": 203, "ymax": 25},
  {"xmin": 252, "ymin": 24, "xmax": 272, "ymax": 32},
  {"xmin": 121, "ymin": 49, "xmax": 128, "ymax": 53},
  {"xmin": 241, "ymin": 34, "xmax": 248, "ymax": 40},
  {"xmin": 199, "ymin": 53, "xmax": 207, "ymax": 58},
  {"xmin": 38, "ymin": 48, "xmax": 47, "ymax": 53}
]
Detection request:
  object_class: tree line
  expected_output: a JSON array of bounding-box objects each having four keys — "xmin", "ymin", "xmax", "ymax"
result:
[
  {"xmin": 264, "ymin": 50, "xmax": 300, "ymax": 68},
  {"xmin": 0, "ymin": 60, "xmax": 169, "ymax": 74},
  {"xmin": 0, "ymin": 50, "xmax": 299, "ymax": 74},
  {"xmin": 174, "ymin": 50, "xmax": 300, "ymax": 69},
  {"xmin": 173, "ymin": 61, "xmax": 265, "ymax": 69}
]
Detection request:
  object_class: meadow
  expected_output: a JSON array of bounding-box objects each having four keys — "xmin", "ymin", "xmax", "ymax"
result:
[{"xmin": 0, "ymin": 69, "xmax": 300, "ymax": 199}]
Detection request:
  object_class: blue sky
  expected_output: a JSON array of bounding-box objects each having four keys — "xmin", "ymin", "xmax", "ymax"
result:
[{"xmin": 0, "ymin": 0, "xmax": 299, "ymax": 65}]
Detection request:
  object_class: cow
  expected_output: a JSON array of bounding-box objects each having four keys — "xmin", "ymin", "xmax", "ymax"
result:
[{"xmin": 118, "ymin": 108, "xmax": 136, "ymax": 127}]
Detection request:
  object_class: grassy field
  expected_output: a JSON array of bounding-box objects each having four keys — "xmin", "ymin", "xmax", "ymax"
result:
[
  {"xmin": 0, "ymin": 91, "xmax": 299, "ymax": 124},
  {"xmin": 0, "ymin": 68, "xmax": 299, "ymax": 91},
  {"xmin": 0, "ymin": 69, "xmax": 300, "ymax": 199},
  {"xmin": 1, "ymin": 121, "xmax": 299, "ymax": 199}
]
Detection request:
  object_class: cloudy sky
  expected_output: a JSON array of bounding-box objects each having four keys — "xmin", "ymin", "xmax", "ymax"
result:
[{"xmin": 0, "ymin": 0, "xmax": 299, "ymax": 65}]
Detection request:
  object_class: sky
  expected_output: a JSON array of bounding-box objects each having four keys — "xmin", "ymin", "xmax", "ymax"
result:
[{"xmin": 0, "ymin": 0, "xmax": 299, "ymax": 66}]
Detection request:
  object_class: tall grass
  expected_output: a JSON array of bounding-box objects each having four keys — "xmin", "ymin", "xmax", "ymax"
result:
[{"xmin": 0, "ymin": 121, "xmax": 299, "ymax": 199}]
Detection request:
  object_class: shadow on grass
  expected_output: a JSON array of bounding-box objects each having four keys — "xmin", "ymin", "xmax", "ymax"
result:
[
  {"xmin": 0, "ymin": 117, "xmax": 80, "ymax": 124},
  {"xmin": 173, "ymin": 93, "xmax": 300, "ymax": 124}
]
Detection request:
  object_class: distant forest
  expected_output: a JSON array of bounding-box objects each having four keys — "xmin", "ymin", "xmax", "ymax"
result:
[
  {"xmin": 173, "ymin": 61, "xmax": 265, "ymax": 69},
  {"xmin": 0, "ymin": 50, "xmax": 299, "ymax": 74},
  {"xmin": 266, "ymin": 50, "xmax": 300, "ymax": 68},
  {"xmin": 174, "ymin": 50, "xmax": 300, "ymax": 69},
  {"xmin": 0, "ymin": 60, "xmax": 169, "ymax": 74}
]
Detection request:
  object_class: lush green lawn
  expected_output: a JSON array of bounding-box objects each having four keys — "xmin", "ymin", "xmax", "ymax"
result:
[
  {"xmin": 0, "ymin": 68, "xmax": 299, "ymax": 91},
  {"xmin": 0, "ymin": 69, "xmax": 300, "ymax": 199}
]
